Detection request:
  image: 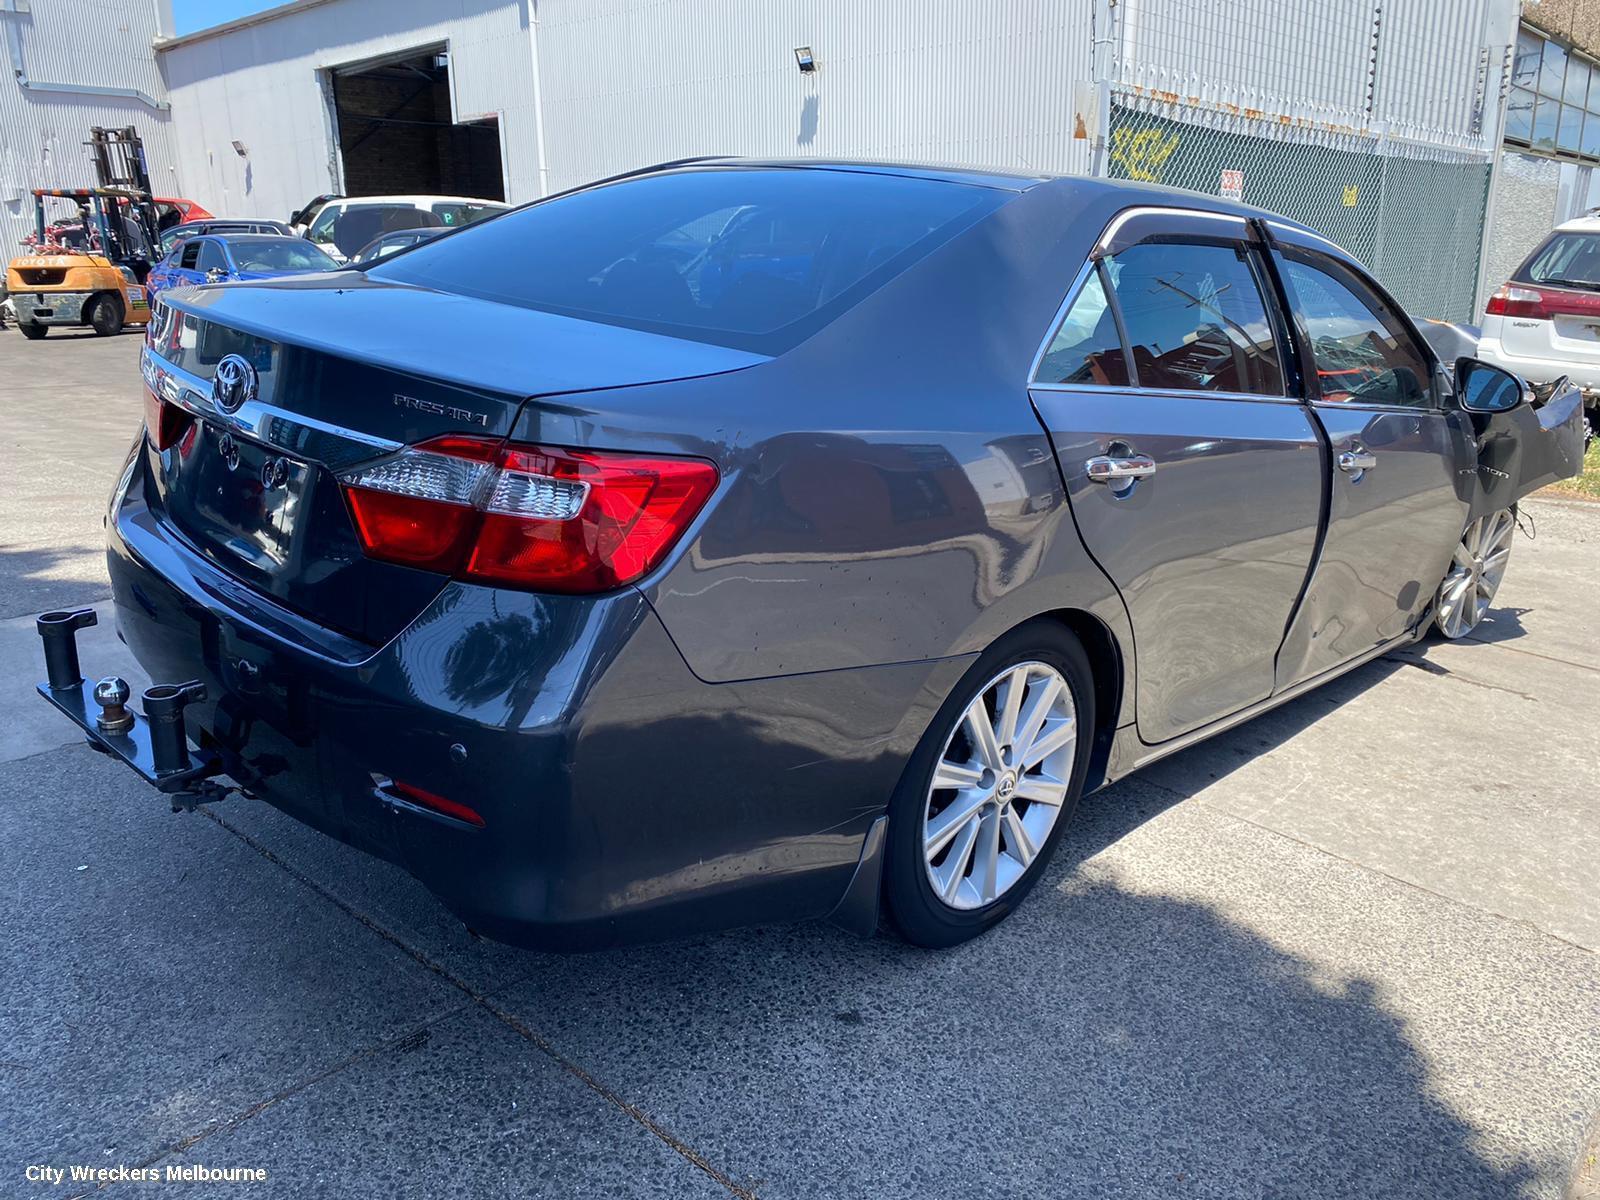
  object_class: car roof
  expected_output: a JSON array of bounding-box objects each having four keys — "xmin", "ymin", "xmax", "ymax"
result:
[
  {"xmin": 327, "ymin": 195, "xmax": 507, "ymax": 207},
  {"xmin": 1555, "ymin": 213, "xmax": 1600, "ymax": 232},
  {"xmin": 215, "ymin": 233, "xmax": 321, "ymax": 243},
  {"xmin": 652, "ymin": 158, "xmax": 1335, "ymax": 239}
]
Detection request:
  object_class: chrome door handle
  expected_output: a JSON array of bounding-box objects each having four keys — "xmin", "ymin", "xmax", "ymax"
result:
[
  {"xmin": 1337, "ymin": 448, "xmax": 1378, "ymax": 474},
  {"xmin": 1086, "ymin": 454, "xmax": 1157, "ymax": 487}
]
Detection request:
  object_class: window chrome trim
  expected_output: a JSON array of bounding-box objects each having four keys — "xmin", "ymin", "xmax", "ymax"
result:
[
  {"xmin": 1094, "ymin": 205, "xmax": 1248, "ymax": 256},
  {"xmin": 1030, "ymin": 381, "xmax": 1309, "ymax": 406},
  {"xmin": 141, "ymin": 344, "xmax": 401, "ymax": 469}
]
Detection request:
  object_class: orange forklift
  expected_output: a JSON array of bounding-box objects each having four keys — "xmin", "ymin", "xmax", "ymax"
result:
[{"xmin": 4, "ymin": 128, "xmax": 162, "ymax": 339}]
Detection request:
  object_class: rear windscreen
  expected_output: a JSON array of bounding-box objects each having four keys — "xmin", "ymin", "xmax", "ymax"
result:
[
  {"xmin": 369, "ymin": 168, "xmax": 1003, "ymax": 353},
  {"xmin": 1518, "ymin": 232, "xmax": 1600, "ymax": 289}
]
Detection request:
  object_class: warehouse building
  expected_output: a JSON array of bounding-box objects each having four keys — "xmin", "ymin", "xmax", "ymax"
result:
[
  {"xmin": 0, "ymin": 0, "xmax": 180, "ymax": 260},
  {"xmin": 150, "ymin": 0, "xmax": 1522, "ymax": 321}
]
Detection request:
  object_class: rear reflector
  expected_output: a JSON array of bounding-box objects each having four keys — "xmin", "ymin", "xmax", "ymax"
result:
[
  {"xmin": 387, "ymin": 780, "xmax": 485, "ymax": 828},
  {"xmin": 1485, "ymin": 282, "xmax": 1600, "ymax": 319},
  {"xmin": 338, "ymin": 435, "xmax": 717, "ymax": 593}
]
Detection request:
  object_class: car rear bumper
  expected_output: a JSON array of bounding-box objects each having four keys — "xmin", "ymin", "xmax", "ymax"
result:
[
  {"xmin": 1478, "ymin": 335, "xmax": 1600, "ymax": 401},
  {"xmin": 101, "ymin": 449, "xmax": 962, "ymax": 948}
]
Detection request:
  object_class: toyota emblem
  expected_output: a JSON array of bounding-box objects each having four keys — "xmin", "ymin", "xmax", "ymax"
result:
[{"xmin": 212, "ymin": 354, "xmax": 257, "ymax": 415}]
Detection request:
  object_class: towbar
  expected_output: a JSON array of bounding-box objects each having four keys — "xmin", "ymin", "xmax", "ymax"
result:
[{"xmin": 32, "ymin": 607, "xmax": 232, "ymax": 808}]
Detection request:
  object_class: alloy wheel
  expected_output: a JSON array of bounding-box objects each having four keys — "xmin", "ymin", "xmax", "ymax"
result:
[
  {"xmin": 922, "ymin": 661, "xmax": 1076, "ymax": 911},
  {"xmin": 1435, "ymin": 508, "xmax": 1514, "ymax": 639}
]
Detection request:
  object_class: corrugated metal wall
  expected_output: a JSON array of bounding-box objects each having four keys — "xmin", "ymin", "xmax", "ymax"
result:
[
  {"xmin": 533, "ymin": 0, "xmax": 1096, "ymax": 195},
  {"xmin": 0, "ymin": 0, "xmax": 179, "ymax": 258},
  {"xmin": 1117, "ymin": 0, "xmax": 1506, "ymax": 148},
  {"xmin": 157, "ymin": 0, "xmax": 540, "ymax": 222}
]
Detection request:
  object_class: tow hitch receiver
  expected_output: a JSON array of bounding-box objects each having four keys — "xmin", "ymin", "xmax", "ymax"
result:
[{"xmin": 35, "ymin": 608, "xmax": 233, "ymax": 810}]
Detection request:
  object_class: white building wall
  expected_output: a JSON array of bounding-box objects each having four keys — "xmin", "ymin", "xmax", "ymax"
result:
[
  {"xmin": 0, "ymin": 0, "xmax": 179, "ymax": 257},
  {"xmin": 156, "ymin": 0, "xmax": 541, "ymax": 221},
  {"xmin": 533, "ymin": 0, "xmax": 1097, "ymax": 196}
]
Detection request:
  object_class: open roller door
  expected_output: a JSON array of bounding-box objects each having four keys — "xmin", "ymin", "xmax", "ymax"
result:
[{"xmin": 330, "ymin": 47, "xmax": 504, "ymax": 202}]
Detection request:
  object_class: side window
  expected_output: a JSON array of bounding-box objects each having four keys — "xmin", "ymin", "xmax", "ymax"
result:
[
  {"xmin": 1035, "ymin": 266, "xmax": 1130, "ymax": 386},
  {"xmin": 197, "ymin": 241, "xmax": 228, "ymax": 273},
  {"xmin": 1279, "ymin": 251, "xmax": 1433, "ymax": 408},
  {"xmin": 1107, "ymin": 242, "xmax": 1286, "ymax": 395},
  {"xmin": 309, "ymin": 206, "xmax": 339, "ymax": 244},
  {"xmin": 178, "ymin": 241, "xmax": 201, "ymax": 270}
]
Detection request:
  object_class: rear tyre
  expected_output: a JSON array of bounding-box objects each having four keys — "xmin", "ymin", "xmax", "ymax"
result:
[
  {"xmin": 18, "ymin": 323, "xmax": 46, "ymax": 340},
  {"xmin": 88, "ymin": 294, "xmax": 124, "ymax": 337},
  {"xmin": 884, "ymin": 622, "xmax": 1095, "ymax": 948}
]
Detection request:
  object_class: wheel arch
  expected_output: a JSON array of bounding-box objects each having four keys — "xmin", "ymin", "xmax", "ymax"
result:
[{"xmin": 1019, "ymin": 608, "xmax": 1125, "ymax": 794}]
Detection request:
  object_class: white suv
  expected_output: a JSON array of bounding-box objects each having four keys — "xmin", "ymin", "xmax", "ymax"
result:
[
  {"xmin": 1480, "ymin": 213, "xmax": 1600, "ymax": 430},
  {"xmin": 296, "ymin": 195, "xmax": 508, "ymax": 262}
]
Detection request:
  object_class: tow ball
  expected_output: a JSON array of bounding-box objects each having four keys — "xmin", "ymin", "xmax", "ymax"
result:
[{"xmin": 34, "ymin": 608, "xmax": 235, "ymax": 811}]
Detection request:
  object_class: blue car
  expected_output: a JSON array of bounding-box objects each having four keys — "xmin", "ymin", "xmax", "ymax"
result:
[
  {"xmin": 145, "ymin": 233, "xmax": 337, "ymax": 299},
  {"xmin": 36, "ymin": 162, "xmax": 1585, "ymax": 951}
]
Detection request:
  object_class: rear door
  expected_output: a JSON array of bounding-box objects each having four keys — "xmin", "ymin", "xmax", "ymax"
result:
[
  {"xmin": 1029, "ymin": 210, "xmax": 1324, "ymax": 743},
  {"xmin": 1269, "ymin": 231, "xmax": 1470, "ymax": 687}
]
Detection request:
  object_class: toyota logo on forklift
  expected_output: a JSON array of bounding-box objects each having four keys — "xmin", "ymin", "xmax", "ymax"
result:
[{"xmin": 211, "ymin": 354, "xmax": 256, "ymax": 414}]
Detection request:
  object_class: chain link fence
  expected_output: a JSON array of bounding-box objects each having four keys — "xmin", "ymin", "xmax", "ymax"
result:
[{"xmin": 1104, "ymin": 95, "xmax": 1493, "ymax": 322}]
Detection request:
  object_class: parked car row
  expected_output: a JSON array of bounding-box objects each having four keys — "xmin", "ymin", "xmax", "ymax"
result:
[{"xmin": 9, "ymin": 190, "xmax": 506, "ymax": 337}]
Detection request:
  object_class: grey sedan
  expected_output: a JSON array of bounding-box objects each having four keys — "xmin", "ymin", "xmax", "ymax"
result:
[{"xmin": 47, "ymin": 162, "xmax": 1584, "ymax": 950}]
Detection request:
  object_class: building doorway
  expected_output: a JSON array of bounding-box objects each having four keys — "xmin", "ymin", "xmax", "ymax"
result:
[{"xmin": 330, "ymin": 47, "xmax": 504, "ymax": 202}]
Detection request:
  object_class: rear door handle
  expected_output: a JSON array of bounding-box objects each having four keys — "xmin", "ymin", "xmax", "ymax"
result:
[
  {"xmin": 1086, "ymin": 454, "xmax": 1158, "ymax": 489},
  {"xmin": 1337, "ymin": 448, "xmax": 1378, "ymax": 474}
]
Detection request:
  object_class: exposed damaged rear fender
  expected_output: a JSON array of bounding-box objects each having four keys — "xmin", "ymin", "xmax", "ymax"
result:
[{"xmin": 1464, "ymin": 380, "xmax": 1585, "ymax": 521}]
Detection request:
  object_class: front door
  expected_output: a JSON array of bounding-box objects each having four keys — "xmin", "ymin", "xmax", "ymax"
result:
[
  {"xmin": 1270, "ymin": 239, "xmax": 1470, "ymax": 687},
  {"xmin": 1030, "ymin": 216, "xmax": 1324, "ymax": 743}
]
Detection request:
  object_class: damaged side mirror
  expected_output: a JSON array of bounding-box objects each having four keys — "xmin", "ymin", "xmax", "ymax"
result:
[{"xmin": 1455, "ymin": 357, "xmax": 1532, "ymax": 414}]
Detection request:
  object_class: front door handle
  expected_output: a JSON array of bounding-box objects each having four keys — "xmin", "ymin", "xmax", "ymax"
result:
[
  {"xmin": 1337, "ymin": 447, "xmax": 1378, "ymax": 475},
  {"xmin": 1086, "ymin": 454, "xmax": 1158, "ymax": 489}
]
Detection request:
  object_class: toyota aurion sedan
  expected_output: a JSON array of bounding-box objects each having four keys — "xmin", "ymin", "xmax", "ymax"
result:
[{"xmin": 38, "ymin": 161, "xmax": 1583, "ymax": 950}]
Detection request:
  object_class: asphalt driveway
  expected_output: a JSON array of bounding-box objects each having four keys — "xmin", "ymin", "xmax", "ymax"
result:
[{"xmin": 1, "ymin": 328, "xmax": 1597, "ymax": 1198}]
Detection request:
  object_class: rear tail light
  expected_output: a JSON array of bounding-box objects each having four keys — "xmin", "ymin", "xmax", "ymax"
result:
[
  {"xmin": 1485, "ymin": 282, "xmax": 1600, "ymax": 319},
  {"xmin": 339, "ymin": 435, "xmax": 718, "ymax": 593}
]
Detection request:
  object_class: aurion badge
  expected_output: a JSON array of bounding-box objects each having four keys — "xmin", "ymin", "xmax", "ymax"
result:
[{"xmin": 212, "ymin": 354, "xmax": 257, "ymax": 415}]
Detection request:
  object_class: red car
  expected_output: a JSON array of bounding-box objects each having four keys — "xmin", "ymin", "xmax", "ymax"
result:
[{"xmin": 153, "ymin": 197, "xmax": 214, "ymax": 227}]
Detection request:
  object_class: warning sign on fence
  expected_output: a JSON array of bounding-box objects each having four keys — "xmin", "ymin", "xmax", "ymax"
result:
[{"xmin": 1218, "ymin": 169, "xmax": 1244, "ymax": 200}]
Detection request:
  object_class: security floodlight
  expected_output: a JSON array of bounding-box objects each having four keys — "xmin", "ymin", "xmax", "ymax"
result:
[{"xmin": 794, "ymin": 47, "xmax": 816, "ymax": 73}]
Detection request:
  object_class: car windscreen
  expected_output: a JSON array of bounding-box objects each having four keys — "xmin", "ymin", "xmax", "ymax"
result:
[
  {"xmin": 1518, "ymin": 231, "xmax": 1600, "ymax": 290},
  {"xmin": 229, "ymin": 240, "xmax": 339, "ymax": 272},
  {"xmin": 371, "ymin": 168, "xmax": 1004, "ymax": 353}
]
